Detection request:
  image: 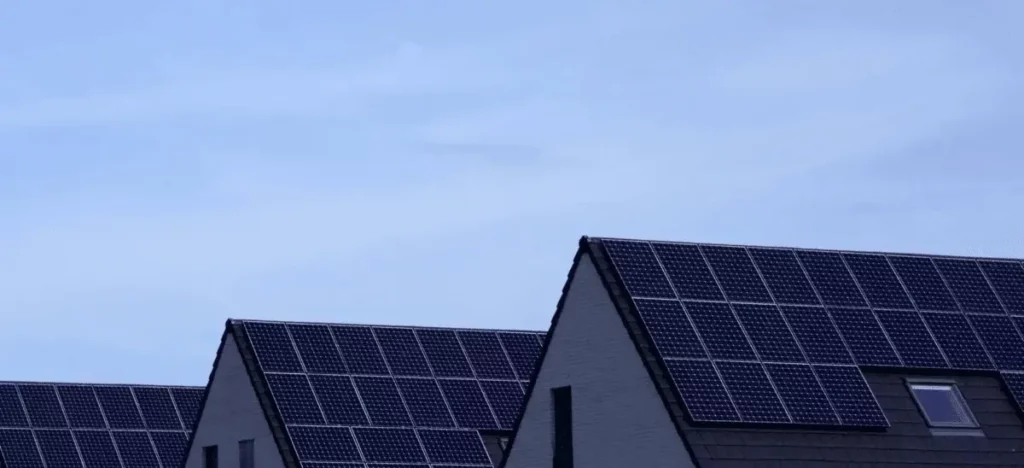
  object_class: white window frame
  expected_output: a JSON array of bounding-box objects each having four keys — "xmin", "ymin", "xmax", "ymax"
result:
[{"xmin": 906, "ymin": 379, "xmax": 978, "ymax": 429}]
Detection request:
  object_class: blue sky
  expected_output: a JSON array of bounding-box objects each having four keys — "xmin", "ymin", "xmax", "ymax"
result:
[{"xmin": 2, "ymin": 1, "xmax": 1022, "ymax": 385}]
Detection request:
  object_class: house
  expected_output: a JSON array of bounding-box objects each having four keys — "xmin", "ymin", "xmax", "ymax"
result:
[
  {"xmin": 182, "ymin": 319, "xmax": 545, "ymax": 468},
  {"xmin": 0, "ymin": 380, "xmax": 203, "ymax": 467},
  {"xmin": 502, "ymin": 236, "xmax": 1024, "ymax": 468}
]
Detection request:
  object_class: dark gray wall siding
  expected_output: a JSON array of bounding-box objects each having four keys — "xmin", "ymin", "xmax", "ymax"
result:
[{"xmin": 680, "ymin": 373, "xmax": 1024, "ymax": 468}]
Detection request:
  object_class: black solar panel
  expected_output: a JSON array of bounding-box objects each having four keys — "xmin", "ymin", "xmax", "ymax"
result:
[
  {"xmin": 598, "ymin": 237, "xmax": 1024, "ymax": 428},
  {"xmin": 0, "ymin": 382, "xmax": 202, "ymax": 468},
  {"xmin": 237, "ymin": 320, "xmax": 542, "ymax": 467}
]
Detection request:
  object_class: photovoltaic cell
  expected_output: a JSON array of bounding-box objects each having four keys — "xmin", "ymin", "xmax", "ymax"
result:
[
  {"xmin": 150, "ymin": 431, "xmax": 188, "ymax": 468},
  {"xmin": 933, "ymin": 259, "xmax": 1005, "ymax": 314},
  {"xmin": 635, "ymin": 299, "xmax": 708, "ymax": 359},
  {"xmin": 417, "ymin": 429, "xmax": 491, "ymax": 465},
  {"xmin": 74, "ymin": 430, "xmax": 121, "ymax": 468},
  {"xmin": 111, "ymin": 430, "xmax": 160, "ymax": 468},
  {"xmin": 663, "ymin": 359, "xmax": 739, "ymax": 422},
  {"xmin": 308, "ymin": 375, "xmax": 368, "ymax": 426},
  {"xmin": 289, "ymin": 426, "xmax": 361, "ymax": 462},
  {"xmin": 0, "ymin": 385, "xmax": 29, "ymax": 427},
  {"xmin": 701, "ymin": 246, "xmax": 773, "ymax": 303},
  {"xmin": 353, "ymin": 427, "xmax": 425, "ymax": 463},
  {"xmin": 245, "ymin": 321, "xmax": 304, "ymax": 373},
  {"xmin": 684, "ymin": 301, "xmax": 756, "ymax": 361},
  {"xmin": 889, "ymin": 256, "xmax": 959, "ymax": 312},
  {"xmin": 170, "ymin": 388, "xmax": 203, "ymax": 429},
  {"xmin": 748, "ymin": 248, "xmax": 820, "ymax": 305},
  {"xmin": 34, "ymin": 429, "xmax": 82, "ymax": 468},
  {"xmin": 780, "ymin": 306, "xmax": 852, "ymax": 365},
  {"xmin": 602, "ymin": 240, "xmax": 676, "ymax": 299},
  {"xmin": 828, "ymin": 308, "xmax": 901, "ymax": 367},
  {"xmin": 651, "ymin": 242, "xmax": 724, "ymax": 301},
  {"xmin": 496, "ymin": 332, "xmax": 542, "ymax": 381},
  {"xmin": 0, "ymin": 429, "xmax": 44, "ymax": 467},
  {"xmin": 796, "ymin": 251, "xmax": 868, "ymax": 307},
  {"xmin": 353, "ymin": 377, "xmax": 411, "ymax": 427},
  {"xmin": 1001, "ymin": 372, "xmax": 1024, "ymax": 414},
  {"xmin": 437, "ymin": 379, "xmax": 497, "ymax": 429},
  {"xmin": 920, "ymin": 313, "xmax": 993, "ymax": 370},
  {"xmin": 416, "ymin": 329, "xmax": 475, "ymax": 378},
  {"xmin": 332, "ymin": 326, "xmax": 390, "ymax": 376},
  {"xmin": 478, "ymin": 380, "xmax": 524, "ymax": 430},
  {"xmin": 843, "ymin": 254, "xmax": 914, "ymax": 310},
  {"xmin": 967, "ymin": 314, "xmax": 1024, "ymax": 370},
  {"xmin": 57, "ymin": 387, "xmax": 105, "ymax": 429},
  {"xmin": 814, "ymin": 365, "xmax": 887, "ymax": 427},
  {"xmin": 457, "ymin": 331, "xmax": 516, "ymax": 380},
  {"xmin": 715, "ymin": 361, "xmax": 789, "ymax": 423},
  {"xmin": 374, "ymin": 328, "xmax": 432, "ymax": 377},
  {"xmin": 18, "ymin": 384, "xmax": 68, "ymax": 428},
  {"xmin": 94, "ymin": 386, "xmax": 144, "ymax": 430},
  {"xmin": 289, "ymin": 324, "xmax": 348, "ymax": 375},
  {"xmin": 874, "ymin": 309, "xmax": 948, "ymax": 368},
  {"xmin": 764, "ymin": 363, "xmax": 839, "ymax": 425},
  {"xmin": 395, "ymin": 378, "xmax": 454, "ymax": 428},
  {"xmin": 979, "ymin": 261, "xmax": 1024, "ymax": 315},
  {"xmin": 732, "ymin": 304, "xmax": 804, "ymax": 363},
  {"xmin": 133, "ymin": 387, "xmax": 182, "ymax": 430},
  {"xmin": 265, "ymin": 373, "xmax": 325, "ymax": 425}
]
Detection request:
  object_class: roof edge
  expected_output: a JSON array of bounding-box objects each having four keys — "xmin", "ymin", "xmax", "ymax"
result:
[{"xmin": 177, "ymin": 320, "xmax": 231, "ymax": 468}]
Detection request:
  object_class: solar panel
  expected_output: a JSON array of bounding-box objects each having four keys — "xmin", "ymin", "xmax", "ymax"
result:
[
  {"xmin": 635, "ymin": 299, "xmax": 707, "ymax": 360},
  {"xmin": 0, "ymin": 382, "xmax": 201, "ymax": 468},
  {"xmin": 599, "ymin": 237, "xmax": 1024, "ymax": 427},
  {"xmin": 780, "ymin": 306, "xmax": 852, "ymax": 365},
  {"xmin": 701, "ymin": 245, "xmax": 773, "ymax": 303},
  {"xmin": 150, "ymin": 431, "xmax": 188, "ymax": 468},
  {"xmin": 663, "ymin": 359, "xmax": 739, "ymax": 423},
  {"xmin": 683, "ymin": 301, "xmax": 756, "ymax": 361},
  {"xmin": 235, "ymin": 320, "xmax": 542, "ymax": 467},
  {"xmin": 978, "ymin": 261, "xmax": 1024, "ymax": 314},
  {"xmin": 731, "ymin": 304, "xmax": 803, "ymax": 363},
  {"xmin": 764, "ymin": 363, "xmax": 839, "ymax": 425},
  {"xmin": 715, "ymin": 361, "xmax": 789, "ymax": 423},
  {"xmin": 245, "ymin": 321, "xmax": 304, "ymax": 373}
]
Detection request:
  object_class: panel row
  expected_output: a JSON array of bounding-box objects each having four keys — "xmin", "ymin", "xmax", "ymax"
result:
[
  {"xmin": 603, "ymin": 239, "xmax": 1024, "ymax": 314},
  {"xmin": 243, "ymin": 322, "xmax": 544, "ymax": 382},
  {"xmin": 0, "ymin": 428, "xmax": 188, "ymax": 468},
  {"xmin": 663, "ymin": 359, "xmax": 888, "ymax": 427},
  {"xmin": 637, "ymin": 298, "xmax": 1024, "ymax": 371},
  {"xmin": 287, "ymin": 426, "xmax": 492, "ymax": 465},
  {"xmin": 265, "ymin": 373, "xmax": 524, "ymax": 431},
  {"xmin": 0, "ymin": 384, "xmax": 203, "ymax": 431}
]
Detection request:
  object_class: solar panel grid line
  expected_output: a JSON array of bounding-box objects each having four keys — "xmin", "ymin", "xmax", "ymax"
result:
[
  {"xmin": 449, "ymin": 335, "xmax": 505, "ymax": 428},
  {"xmin": 491, "ymin": 331, "xmax": 523, "ymax": 382},
  {"xmin": 694, "ymin": 246, "xmax": 795, "ymax": 424},
  {"xmin": 743, "ymin": 249, "xmax": 844, "ymax": 423},
  {"xmin": 633, "ymin": 241, "xmax": 744, "ymax": 420},
  {"xmin": 45, "ymin": 386, "xmax": 90, "ymax": 467},
  {"xmin": 686, "ymin": 247, "xmax": 792, "ymax": 422},
  {"xmin": 160, "ymin": 388, "xmax": 188, "ymax": 434},
  {"xmin": 977, "ymin": 261, "xmax": 1024, "ymax": 316},
  {"xmin": 924, "ymin": 257, "xmax": 1001, "ymax": 370},
  {"xmin": 878, "ymin": 255, "xmax": 953, "ymax": 369},
  {"xmin": 831, "ymin": 253, "xmax": 909, "ymax": 367}
]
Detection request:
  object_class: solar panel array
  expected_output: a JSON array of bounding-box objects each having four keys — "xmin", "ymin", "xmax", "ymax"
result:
[
  {"xmin": 0, "ymin": 382, "xmax": 203, "ymax": 468},
  {"xmin": 236, "ymin": 320, "xmax": 544, "ymax": 467},
  {"xmin": 598, "ymin": 238, "xmax": 1024, "ymax": 428}
]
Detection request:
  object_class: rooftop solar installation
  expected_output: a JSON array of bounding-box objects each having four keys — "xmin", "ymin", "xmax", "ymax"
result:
[
  {"xmin": 595, "ymin": 237, "xmax": 1024, "ymax": 429},
  {"xmin": 232, "ymin": 319, "xmax": 544, "ymax": 467},
  {"xmin": 0, "ymin": 381, "xmax": 203, "ymax": 468}
]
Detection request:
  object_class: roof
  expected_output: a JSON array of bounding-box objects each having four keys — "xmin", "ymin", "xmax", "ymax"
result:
[
  {"xmin": 0, "ymin": 380, "xmax": 203, "ymax": 468},
  {"xmin": 185, "ymin": 318, "xmax": 546, "ymax": 467},
  {"xmin": 502, "ymin": 236, "xmax": 1024, "ymax": 467}
]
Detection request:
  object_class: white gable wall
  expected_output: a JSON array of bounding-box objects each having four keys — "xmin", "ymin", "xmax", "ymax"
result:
[
  {"xmin": 503, "ymin": 253, "xmax": 695, "ymax": 468},
  {"xmin": 185, "ymin": 333, "xmax": 286, "ymax": 468}
]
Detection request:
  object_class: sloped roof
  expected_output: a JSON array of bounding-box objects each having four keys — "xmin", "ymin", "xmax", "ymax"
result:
[
  {"xmin": 502, "ymin": 236, "xmax": 1024, "ymax": 467},
  {"xmin": 186, "ymin": 319, "xmax": 545, "ymax": 467},
  {"xmin": 0, "ymin": 380, "xmax": 202, "ymax": 468}
]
